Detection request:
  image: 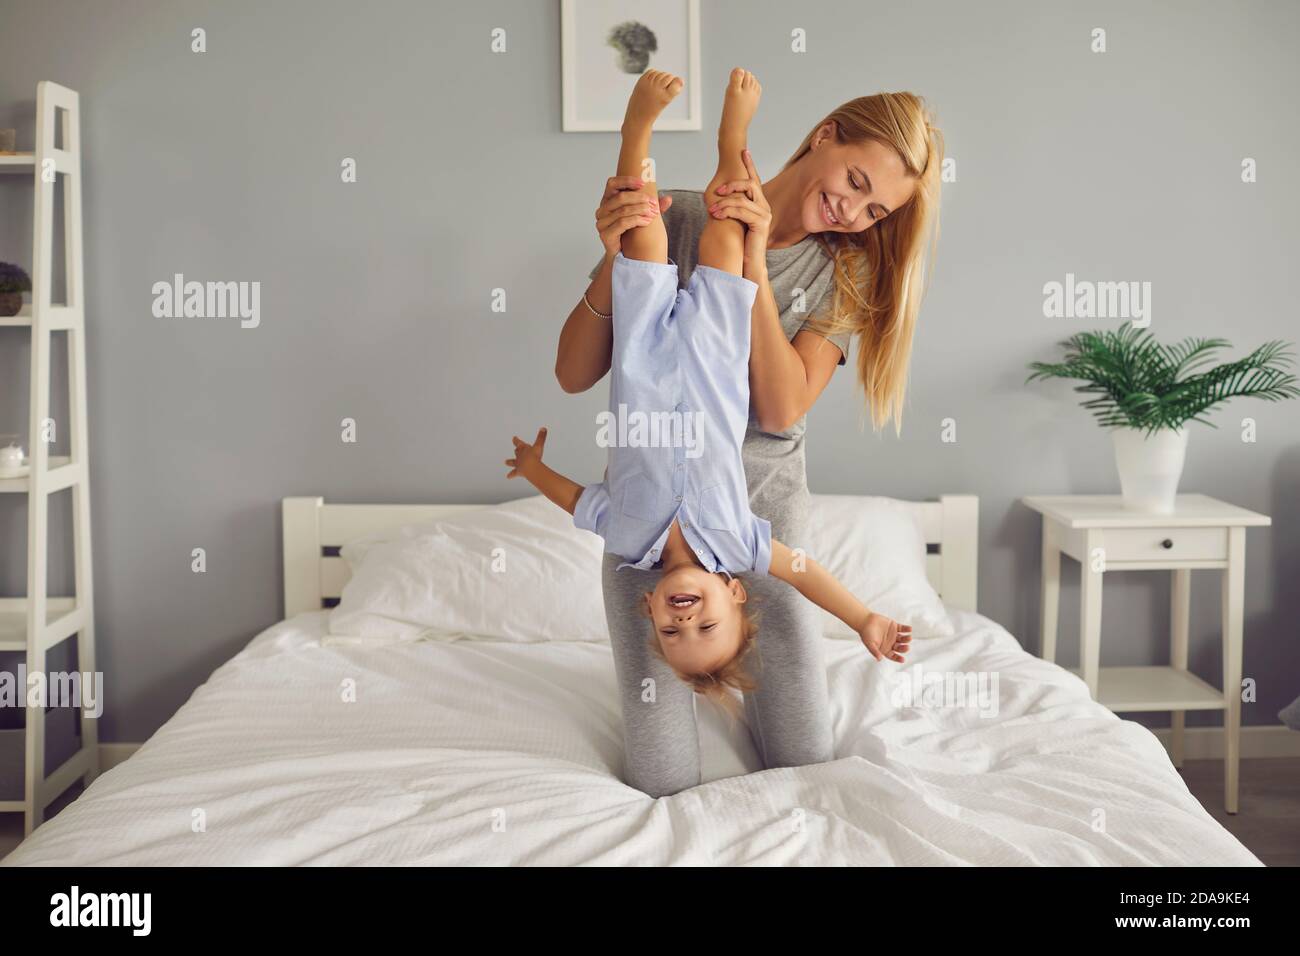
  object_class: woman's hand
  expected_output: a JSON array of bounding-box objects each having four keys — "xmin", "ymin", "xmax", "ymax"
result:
[
  {"xmin": 595, "ymin": 176, "xmax": 671, "ymax": 257},
  {"xmin": 705, "ymin": 149, "xmax": 772, "ymax": 276}
]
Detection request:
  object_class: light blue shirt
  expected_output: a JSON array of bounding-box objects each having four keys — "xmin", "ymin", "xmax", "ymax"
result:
[{"xmin": 574, "ymin": 252, "xmax": 773, "ymax": 576}]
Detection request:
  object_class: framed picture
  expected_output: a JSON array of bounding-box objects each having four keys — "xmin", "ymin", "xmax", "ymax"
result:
[{"xmin": 561, "ymin": 0, "xmax": 702, "ymax": 132}]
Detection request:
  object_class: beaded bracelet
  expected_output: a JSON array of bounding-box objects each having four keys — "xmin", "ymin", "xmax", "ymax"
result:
[{"xmin": 582, "ymin": 291, "xmax": 612, "ymax": 320}]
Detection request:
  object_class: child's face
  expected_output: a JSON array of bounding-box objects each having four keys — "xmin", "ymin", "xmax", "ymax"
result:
[{"xmin": 644, "ymin": 565, "xmax": 748, "ymax": 676}]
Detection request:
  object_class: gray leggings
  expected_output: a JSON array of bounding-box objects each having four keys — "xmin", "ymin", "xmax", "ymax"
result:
[{"xmin": 601, "ymin": 548, "xmax": 835, "ymax": 797}]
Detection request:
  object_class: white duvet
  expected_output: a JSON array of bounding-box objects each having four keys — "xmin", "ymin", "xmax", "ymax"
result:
[{"xmin": 3, "ymin": 608, "xmax": 1260, "ymax": 866}]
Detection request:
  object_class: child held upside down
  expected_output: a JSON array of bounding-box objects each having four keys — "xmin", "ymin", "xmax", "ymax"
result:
[{"xmin": 505, "ymin": 68, "xmax": 911, "ymax": 714}]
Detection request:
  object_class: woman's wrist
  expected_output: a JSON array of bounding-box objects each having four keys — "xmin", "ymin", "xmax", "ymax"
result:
[
  {"xmin": 582, "ymin": 288, "xmax": 612, "ymax": 320},
  {"xmin": 743, "ymin": 232, "xmax": 769, "ymax": 283}
]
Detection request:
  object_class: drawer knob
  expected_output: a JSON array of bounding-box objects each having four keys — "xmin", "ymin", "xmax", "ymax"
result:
[{"xmin": 1161, "ymin": 538, "xmax": 1174, "ymax": 549}]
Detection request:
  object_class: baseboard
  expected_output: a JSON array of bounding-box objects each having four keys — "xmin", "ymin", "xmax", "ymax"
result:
[
  {"xmin": 1148, "ymin": 724, "xmax": 1300, "ymax": 759},
  {"xmin": 94, "ymin": 726, "xmax": 1298, "ymax": 771}
]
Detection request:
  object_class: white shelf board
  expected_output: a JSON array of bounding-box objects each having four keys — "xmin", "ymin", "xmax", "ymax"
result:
[
  {"xmin": 1, "ymin": 303, "xmax": 82, "ymax": 329},
  {"xmin": 0, "ymin": 304, "xmax": 33, "ymax": 327},
  {"xmin": 0, "ymin": 597, "xmax": 79, "ymax": 651},
  {"xmin": 0, "ymin": 456, "xmax": 74, "ymax": 493},
  {"xmin": 1065, "ymin": 665, "xmax": 1226, "ymax": 712},
  {"xmin": 0, "ymin": 152, "xmax": 36, "ymax": 173}
]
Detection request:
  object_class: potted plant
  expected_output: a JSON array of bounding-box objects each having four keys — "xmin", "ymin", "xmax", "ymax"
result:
[
  {"xmin": 0, "ymin": 262, "xmax": 31, "ymax": 317},
  {"xmin": 1027, "ymin": 322, "xmax": 1298, "ymax": 513}
]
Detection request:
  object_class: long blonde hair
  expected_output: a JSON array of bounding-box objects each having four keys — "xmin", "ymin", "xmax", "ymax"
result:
[{"xmin": 790, "ymin": 93, "xmax": 944, "ymax": 435}]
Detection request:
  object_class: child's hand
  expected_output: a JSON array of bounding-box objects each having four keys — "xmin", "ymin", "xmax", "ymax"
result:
[
  {"xmin": 505, "ymin": 427, "xmax": 548, "ymax": 479},
  {"xmin": 858, "ymin": 612, "xmax": 912, "ymax": 663}
]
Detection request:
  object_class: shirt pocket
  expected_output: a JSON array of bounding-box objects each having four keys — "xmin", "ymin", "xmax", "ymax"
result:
[
  {"xmin": 620, "ymin": 471, "xmax": 666, "ymax": 523},
  {"xmin": 698, "ymin": 483, "xmax": 743, "ymax": 535}
]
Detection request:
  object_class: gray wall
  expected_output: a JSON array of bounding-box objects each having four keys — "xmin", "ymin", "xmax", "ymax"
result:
[{"xmin": 0, "ymin": 0, "xmax": 1296, "ymax": 747}]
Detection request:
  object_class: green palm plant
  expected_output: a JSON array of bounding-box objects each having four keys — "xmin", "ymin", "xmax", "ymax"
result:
[{"xmin": 1026, "ymin": 322, "xmax": 1299, "ymax": 436}]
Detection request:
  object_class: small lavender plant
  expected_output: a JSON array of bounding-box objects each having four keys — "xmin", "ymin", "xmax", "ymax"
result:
[{"xmin": 0, "ymin": 261, "xmax": 31, "ymax": 315}]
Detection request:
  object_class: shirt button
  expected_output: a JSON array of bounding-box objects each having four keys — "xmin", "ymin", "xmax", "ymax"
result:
[
  {"xmin": 675, "ymin": 495, "xmax": 682, "ymax": 502},
  {"xmin": 651, "ymin": 548, "xmax": 659, "ymax": 555},
  {"xmin": 696, "ymin": 549, "xmax": 704, "ymax": 556}
]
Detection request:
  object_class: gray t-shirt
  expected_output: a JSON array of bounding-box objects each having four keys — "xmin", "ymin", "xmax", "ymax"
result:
[{"xmin": 586, "ymin": 188, "xmax": 850, "ymax": 543}]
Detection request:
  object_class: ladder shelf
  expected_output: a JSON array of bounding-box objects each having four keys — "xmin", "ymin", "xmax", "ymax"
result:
[{"xmin": 1, "ymin": 81, "xmax": 100, "ymax": 837}]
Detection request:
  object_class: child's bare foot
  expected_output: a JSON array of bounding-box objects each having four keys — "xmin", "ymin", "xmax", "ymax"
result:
[
  {"xmin": 616, "ymin": 70, "xmax": 680, "ymax": 260},
  {"xmin": 622, "ymin": 69, "xmax": 684, "ymax": 134},
  {"xmin": 719, "ymin": 68, "xmax": 761, "ymax": 154}
]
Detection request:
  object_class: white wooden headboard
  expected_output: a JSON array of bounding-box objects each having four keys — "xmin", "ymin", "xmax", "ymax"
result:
[{"xmin": 281, "ymin": 495, "xmax": 979, "ymax": 618}]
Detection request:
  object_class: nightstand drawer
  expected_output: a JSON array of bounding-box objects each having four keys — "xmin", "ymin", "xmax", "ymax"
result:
[{"xmin": 1100, "ymin": 526, "xmax": 1227, "ymax": 562}]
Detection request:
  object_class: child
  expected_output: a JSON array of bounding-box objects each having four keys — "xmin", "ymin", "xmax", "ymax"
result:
[{"xmin": 505, "ymin": 68, "xmax": 911, "ymax": 710}]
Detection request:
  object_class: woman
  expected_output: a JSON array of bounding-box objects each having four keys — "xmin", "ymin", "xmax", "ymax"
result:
[{"xmin": 555, "ymin": 92, "xmax": 943, "ymax": 797}]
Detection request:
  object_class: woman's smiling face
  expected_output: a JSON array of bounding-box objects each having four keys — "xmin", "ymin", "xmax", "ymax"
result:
[{"xmin": 798, "ymin": 122, "xmax": 917, "ymax": 234}]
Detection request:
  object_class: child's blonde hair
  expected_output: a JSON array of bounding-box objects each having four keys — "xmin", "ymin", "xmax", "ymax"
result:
[
  {"xmin": 786, "ymin": 91, "xmax": 944, "ymax": 436},
  {"xmin": 644, "ymin": 583, "xmax": 762, "ymax": 723}
]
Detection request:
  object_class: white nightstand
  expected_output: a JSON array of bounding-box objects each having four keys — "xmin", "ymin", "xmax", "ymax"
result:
[{"xmin": 1021, "ymin": 494, "xmax": 1271, "ymax": 814}]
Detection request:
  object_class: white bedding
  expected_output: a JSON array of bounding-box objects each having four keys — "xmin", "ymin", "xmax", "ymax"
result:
[{"xmin": 3, "ymin": 607, "xmax": 1260, "ymax": 866}]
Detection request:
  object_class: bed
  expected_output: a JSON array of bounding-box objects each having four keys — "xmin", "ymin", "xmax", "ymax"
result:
[{"xmin": 2, "ymin": 495, "xmax": 1261, "ymax": 866}]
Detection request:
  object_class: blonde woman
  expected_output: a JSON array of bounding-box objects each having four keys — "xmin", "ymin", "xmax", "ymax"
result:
[{"xmin": 555, "ymin": 87, "xmax": 943, "ymax": 797}]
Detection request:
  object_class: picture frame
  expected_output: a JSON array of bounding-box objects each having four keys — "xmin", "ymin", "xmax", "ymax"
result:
[{"xmin": 561, "ymin": 0, "xmax": 702, "ymax": 132}]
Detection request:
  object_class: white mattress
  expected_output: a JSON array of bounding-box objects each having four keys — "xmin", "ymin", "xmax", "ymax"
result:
[{"xmin": 3, "ymin": 608, "xmax": 1261, "ymax": 866}]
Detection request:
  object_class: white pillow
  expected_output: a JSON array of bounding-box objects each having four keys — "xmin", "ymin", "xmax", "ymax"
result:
[
  {"xmin": 326, "ymin": 495, "xmax": 607, "ymax": 645},
  {"xmin": 326, "ymin": 493, "xmax": 955, "ymax": 645},
  {"xmin": 804, "ymin": 494, "xmax": 954, "ymax": 638}
]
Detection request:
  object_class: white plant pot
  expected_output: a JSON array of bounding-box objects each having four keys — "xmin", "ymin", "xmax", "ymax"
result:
[{"xmin": 1111, "ymin": 426, "xmax": 1188, "ymax": 514}]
